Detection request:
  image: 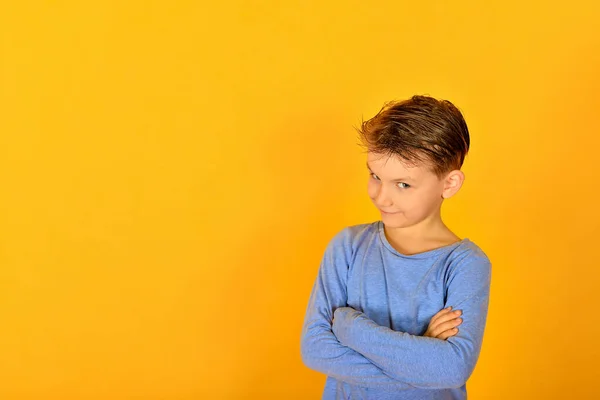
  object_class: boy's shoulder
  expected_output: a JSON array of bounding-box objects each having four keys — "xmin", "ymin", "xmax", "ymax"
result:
[
  {"xmin": 329, "ymin": 221, "xmax": 379, "ymax": 245},
  {"xmin": 450, "ymin": 239, "xmax": 492, "ymax": 273},
  {"xmin": 320, "ymin": 221, "xmax": 378, "ymax": 263},
  {"xmin": 458, "ymin": 238, "xmax": 490, "ymax": 261}
]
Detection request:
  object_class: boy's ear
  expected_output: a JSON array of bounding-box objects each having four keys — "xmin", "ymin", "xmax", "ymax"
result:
[{"xmin": 441, "ymin": 170, "xmax": 465, "ymax": 199}]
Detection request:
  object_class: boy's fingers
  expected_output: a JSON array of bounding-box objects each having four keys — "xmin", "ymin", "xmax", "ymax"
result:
[
  {"xmin": 437, "ymin": 328, "xmax": 459, "ymax": 340},
  {"xmin": 436, "ymin": 330, "xmax": 450, "ymax": 340},
  {"xmin": 429, "ymin": 307, "xmax": 454, "ymax": 325},
  {"xmin": 430, "ymin": 318, "xmax": 462, "ymax": 337},
  {"xmin": 431, "ymin": 308, "xmax": 461, "ymax": 326}
]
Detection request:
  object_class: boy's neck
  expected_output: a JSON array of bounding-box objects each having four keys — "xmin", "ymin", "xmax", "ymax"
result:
[{"xmin": 383, "ymin": 216, "xmax": 461, "ymax": 256}]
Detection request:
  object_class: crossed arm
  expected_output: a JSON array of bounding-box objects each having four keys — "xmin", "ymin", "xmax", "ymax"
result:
[{"xmin": 300, "ymin": 229, "xmax": 492, "ymax": 390}]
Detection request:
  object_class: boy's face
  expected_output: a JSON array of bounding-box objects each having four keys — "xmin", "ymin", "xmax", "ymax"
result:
[{"xmin": 366, "ymin": 151, "xmax": 459, "ymax": 230}]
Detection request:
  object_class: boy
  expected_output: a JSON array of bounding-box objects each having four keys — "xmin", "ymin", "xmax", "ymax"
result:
[{"xmin": 300, "ymin": 95, "xmax": 492, "ymax": 400}]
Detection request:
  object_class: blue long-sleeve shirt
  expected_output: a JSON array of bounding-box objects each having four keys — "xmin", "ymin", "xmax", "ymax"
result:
[{"xmin": 300, "ymin": 221, "xmax": 492, "ymax": 400}]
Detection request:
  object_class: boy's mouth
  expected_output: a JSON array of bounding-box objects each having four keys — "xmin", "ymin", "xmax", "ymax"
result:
[{"xmin": 380, "ymin": 209, "xmax": 400, "ymax": 215}]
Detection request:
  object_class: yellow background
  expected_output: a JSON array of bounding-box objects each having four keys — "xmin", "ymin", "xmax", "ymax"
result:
[{"xmin": 1, "ymin": 1, "xmax": 599, "ymax": 399}]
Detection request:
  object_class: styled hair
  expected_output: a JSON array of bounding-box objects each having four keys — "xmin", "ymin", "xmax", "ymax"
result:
[{"xmin": 356, "ymin": 95, "xmax": 470, "ymax": 178}]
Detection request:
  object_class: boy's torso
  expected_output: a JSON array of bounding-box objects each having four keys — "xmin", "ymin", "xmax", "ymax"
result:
[
  {"xmin": 323, "ymin": 221, "xmax": 475, "ymax": 400},
  {"xmin": 345, "ymin": 221, "xmax": 468, "ymax": 335}
]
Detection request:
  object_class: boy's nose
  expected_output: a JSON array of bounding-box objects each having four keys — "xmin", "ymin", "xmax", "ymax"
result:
[{"xmin": 375, "ymin": 186, "xmax": 393, "ymax": 207}]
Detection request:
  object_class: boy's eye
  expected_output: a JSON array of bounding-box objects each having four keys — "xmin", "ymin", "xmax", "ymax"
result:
[
  {"xmin": 397, "ymin": 182, "xmax": 410, "ymax": 189},
  {"xmin": 370, "ymin": 173, "xmax": 380, "ymax": 181}
]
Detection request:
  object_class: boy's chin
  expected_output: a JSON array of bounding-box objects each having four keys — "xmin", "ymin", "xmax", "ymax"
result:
[
  {"xmin": 380, "ymin": 214, "xmax": 409, "ymax": 228},
  {"xmin": 382, "ymin": 222, "xmax": 408, "ymax": 229}
]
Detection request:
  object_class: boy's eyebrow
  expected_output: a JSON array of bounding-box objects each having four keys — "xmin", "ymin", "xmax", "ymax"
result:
[{"xmin": 366, "ymin": 162, "xmax": 415, "ymax": 181}]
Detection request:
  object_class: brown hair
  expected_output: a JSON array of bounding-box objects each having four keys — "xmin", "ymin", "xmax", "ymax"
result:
[{"xmin": 356, "ymin": 95, "xmax": 470, "ymax": 178}]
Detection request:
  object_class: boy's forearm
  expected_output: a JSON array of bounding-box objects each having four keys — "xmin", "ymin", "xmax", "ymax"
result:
[
  {"xmin": 301, "ymin": 326, "xmax": 418, "ymax": 390},
  {"xmin": 332, "ymin": 306, "xmax": 486, "ymax": 389}
]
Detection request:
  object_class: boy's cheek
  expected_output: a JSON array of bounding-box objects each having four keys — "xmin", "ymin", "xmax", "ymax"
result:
[{"xmin": 366, "ymin": 182, "xmax": 377, "ymax": 199}]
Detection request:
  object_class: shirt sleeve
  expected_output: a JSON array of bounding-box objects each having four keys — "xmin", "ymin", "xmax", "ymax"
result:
[
  {"xmin": 331, "ymin": 255, "xmax": 492, "ymax": 389},
  {"xmin": 300, "ymin": 228, "xmax": 417, "ymax": 390}
]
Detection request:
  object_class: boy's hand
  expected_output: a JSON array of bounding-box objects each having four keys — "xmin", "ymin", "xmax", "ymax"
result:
[{"xmin": 423, "ymin": 307, "xmax": 462, "ymax": 340}]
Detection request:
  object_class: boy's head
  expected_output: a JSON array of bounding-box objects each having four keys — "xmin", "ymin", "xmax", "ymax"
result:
[{"xmin": 357, "ymin": 95, "xmax": 470, "ymax": 230}]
